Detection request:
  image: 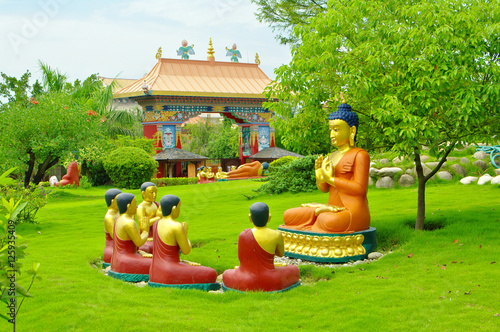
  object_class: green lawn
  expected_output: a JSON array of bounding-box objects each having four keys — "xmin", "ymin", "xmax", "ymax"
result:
[{"xmin": 5, "ymin": 180, "xmax": 500, "ymax": 331}]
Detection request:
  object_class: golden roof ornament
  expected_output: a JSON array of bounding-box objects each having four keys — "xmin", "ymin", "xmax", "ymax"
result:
[
  {"xmin": 207, "ymin": 38, "xmax": 215, "ymax": 58},
  {"xmin": 255, "ymin": 53, "xmax": 261, "ymax": 65},
  {"xmin": 155, "ymin": 47, "xmax": 162, "ymax": 60}
]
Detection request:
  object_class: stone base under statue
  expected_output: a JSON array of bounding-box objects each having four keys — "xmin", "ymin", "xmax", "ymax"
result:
[
  {"xmin": 108, "ymin": 270, "xmax": 149, "ymax": 282},
  {"xmin": 277, "ymin": 227, "xmax": 377, "ymax": 263},
  {"xmin": 148, "ymin": 281, "xmax": 220, "ymax": 291},
  {"xmin": 221, "ymin": 281, "xmax": 301, "ymax": 293}
]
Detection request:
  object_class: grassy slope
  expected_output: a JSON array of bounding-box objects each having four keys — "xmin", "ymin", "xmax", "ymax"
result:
[{"xmin": 5, "ymin": 181, "xmax": 500, "ymax": 331}]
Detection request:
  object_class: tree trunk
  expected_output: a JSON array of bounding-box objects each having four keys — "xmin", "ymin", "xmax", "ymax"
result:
[
  {"xmin": 32, "ymin": 154, "xmax": 59, "ymax": 185},
  {"xmin": 414, "ymin": 149, "xmax": 427, "ymax": 230},
  {"xmin": 24, "ymin": 149, "xmax": 36, "ymax": 188}
]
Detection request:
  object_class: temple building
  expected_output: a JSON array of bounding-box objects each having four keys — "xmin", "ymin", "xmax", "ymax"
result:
[{"xmin": 113, "ymin": 40, "xmax": 275, "ymax": 178}]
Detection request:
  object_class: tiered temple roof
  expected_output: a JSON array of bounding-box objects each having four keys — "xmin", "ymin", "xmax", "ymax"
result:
[{"xmin": 113, "ymin": 58, "xmax": 271, "ymax": 99}]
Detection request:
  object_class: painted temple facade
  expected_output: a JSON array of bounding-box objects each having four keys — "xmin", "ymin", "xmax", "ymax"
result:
[{"xmin": 113, "ymin": 44, "xmax": 274, "ymax": 178}]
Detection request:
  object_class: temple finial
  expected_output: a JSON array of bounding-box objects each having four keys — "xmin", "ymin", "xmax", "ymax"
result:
[
  {"xmin": 255, "ymin": 53, "xmax": 261, "ymax": 65},
  {"xmin": 155, "ymin": 47, "xmax": 162, "ymax": 60},
  {"xmin": 207, "ymin": 38, "xmax": 215, "ymax": 59}
]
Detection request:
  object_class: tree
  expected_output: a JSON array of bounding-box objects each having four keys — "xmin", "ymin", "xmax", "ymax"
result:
[
  {"xmin": 252, "ymin": 0, "xmax": 328, "ymax": 45},
  {"xmin": 265, "ymin": 0, "xmax": 500, "ymax": 230},
  {"xmin": 0, "ymin": 90, "xmax": 103, "ymax": 187},
  {"xmin": 182, "ymin": 117, "xmax": 239, "ymax": 159}
]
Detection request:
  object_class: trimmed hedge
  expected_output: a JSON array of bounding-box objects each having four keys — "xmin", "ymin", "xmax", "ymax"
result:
[
  {"xmin": 103, "ymin": 147, "xmax": 158, "ymax": 189},
  {"xmin": 151, "ymin": 177, "xmax": 198, "ymax": 187}
]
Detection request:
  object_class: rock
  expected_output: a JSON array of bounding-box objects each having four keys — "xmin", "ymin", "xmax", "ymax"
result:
[
  {"xmin": 370, "ymin": 162, "xmax": 376, "ymax": 167},
  {"xmin": 478, "ymin": 174, "xmax": 493, "ymax": 185},
  {"xmin": 376, "ymin": 176, "xmax": 394, "ymax": 188},
  {"xmin": 473, "ymin": 151, "xmax": 488, "ymax": 160},
  {"xmin": 406, "ymin": 168, "xmax": 413, "ymax": 175},
  {"xmin": 436, "ymin": 171, "xmax": 453, "ymax": 180},
  {"xmin": 447, "ymin": 157, "xmax": 458, "ymax": 161},
  {"xmin": 460, "ymin": 176, "xmax": 478, "ymax": 185},
  {"xmin": 460, "ymin": 157, "xmax": 470, "ymax": 165},
  {"xmin": 368, "ymin": 252, "xmax": 383, "ymax": 260},
  {"xmin": 491, "ymin": 175, "xmax": 500, "ymax": 185},
  {"xmin": 368, "ymin": 177, "xmax": 374, "ymax": 186},
  {"xmin": 420, "ymin": 155, "xmax": 430, "ymax": 162},
  {"xmin": 392, "ymin": 156, "xmax": 404, "ymax": 163},
  {"xmin": 380, "ymin": 158, "xmax": 389, "ymax": 164},
  {"xmin": 399, "ymin": 174, "xmax": 415, "ymax": 187},
  {"xmin": 414, "ymin": 163, "xmax": 432, "ymax": 177},
  {"xmin": 426, "ymin": 161, "xmax": 446, "ymax": 168},
  {"xmin": 451, "ymin": 164, "xmax": 467, "ymax": 177},
  {"xmin": 472, "ymin": 160, "xmax": 488, "ymax": 171},
  {"xmin": 378, "ymin": 167, "xmax": 403, "ymax": 177},
  {"xmin": 495, "ymin": 169, "xmax": 500, "ymax": 176},
  {"xmin": 369, "ymin": 168, "xmax": 379, "ymax": 177}
]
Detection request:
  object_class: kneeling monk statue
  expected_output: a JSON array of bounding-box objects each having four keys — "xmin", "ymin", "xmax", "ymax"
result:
[
  {"xmin": 109, "ymin": 193, "xmax": 152, "ymax": 281},
  {"xmin": 281, "ymin": 103, "xmax": 370, "ymax": 233},
  {"xmin": 222, "ymin": 202, "xmax": 300, "ymax": 292},
  {"xmin": 148, "ymin": 195, "xmax": 218, "ymax": 290},
  {"xmin": 103, "ymin": 188, "xmax": 122, "ymax": 267}
]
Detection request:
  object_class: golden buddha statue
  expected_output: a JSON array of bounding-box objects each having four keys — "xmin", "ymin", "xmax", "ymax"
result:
[
  {"xmin": 205, "ymin": 166, "xmax": 215, "ymax": 181},
  {"xmin": 148, "ymin": 195, "xmax": 218, "ymax": 289},
  {"xmin": 227, "ymin": 161, "xmax": 269, "ymax": 179},
  {"xmin": 137, "ymin": 182, "xmax": 160, "ymax": 254},
  {"xmin": 109, "ymin": 193, "xmax": 152, "ymax": 281},
  {"xmin": 103, "ymin": 188, "xmax": 122, "ymax": 267},
  {"xmin": 281, "ymin": 104, "xmax": 370, "ymax": 233},
  {"xmin": 222, "ymin": 202, "xmax": 300, "ymax": 292}
]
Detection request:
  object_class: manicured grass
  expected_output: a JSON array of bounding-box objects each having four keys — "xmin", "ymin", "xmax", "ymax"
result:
[{"xmin": 5, "ymin": 181, "xmax": 500, "ymax": 331}]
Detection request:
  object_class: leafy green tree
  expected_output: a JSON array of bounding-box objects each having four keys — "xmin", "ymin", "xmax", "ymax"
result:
[
  {"xmin": 206, "ymin": 118, "xmax": 239, "ymax": 158},
  {"xmin": 0, "ymin": 90, "xmax": 103, "ymax": 187},
  {"xmin": 265, "ymin": 0, "xmax": 500, "ymax": 229},
  {"xmin": 252, "ymin": 0, "xmax": 328, "ymax": 45},
  {"xmin": 182, "ymin": 117, "xmax": 239, "ymax": 158}
]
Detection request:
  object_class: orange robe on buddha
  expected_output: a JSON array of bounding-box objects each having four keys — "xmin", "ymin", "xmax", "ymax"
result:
[
  {"xmin": 282, "ymin": 147, "xmax": 370, "ymax": 233},
  {"xmin": 222, "ymin": 229, "xmax": 300, "ymax": 292},
  {"xmin": 149, "ymin": 222, "xmax": 217, "ymax": 285}
]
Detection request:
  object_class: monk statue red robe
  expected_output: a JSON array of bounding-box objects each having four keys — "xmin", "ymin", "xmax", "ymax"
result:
[
  {"xmin": 227, "ymin": 161, "xmax": 269, "ymax": 179},
  {"xmin": 57, "ymin": 161, "xmax": 79, "ymax": 187},
  {"xmin": 102, "ymin": 188, "xmax": 122, "ymax": 268},
  {"xmin": 148, "ymin": 195, "xmax": 218, "ymax": 290},
  {"xmin": 137, "ymin": 182, "xmax": 160, "ymax": 254},
  {"xmin": 109, "ymin": 193, "xmax": 152, "ymax": 282},
  {"xmin": 281, "ymin": 104, "xmax": 370, "ymax": 233},
  {"xmin": 222, "ymin": 202, "xmax": 300, "ymax": 292}
]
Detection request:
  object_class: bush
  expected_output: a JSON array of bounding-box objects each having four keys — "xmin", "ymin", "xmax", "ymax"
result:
[
  {"xmin": 0, "ymin": 183, "xmax": 51, "ymax": 224},
  {"xmin": 257, "ymin": 155, "xmax": 318, "ymax": 194},
  {"xmin": 268, "ymin": 156, "xmax": 298, "ymax": 172},
  {"xmin": 151, "ymin": 177, "xmax": 198, "ymax": 187},
  {"xmin": 103, "ymin": 147, "xmax": 158, "ymax": 189}
]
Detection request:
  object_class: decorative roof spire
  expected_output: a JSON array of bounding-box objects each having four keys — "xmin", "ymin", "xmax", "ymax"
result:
[
  {"xmin": 155, "ymin": 47, "xmax": 162, "ymax": 60},
  {"xmin": 255, "ymin": 53, "xmax": 261, "ymax": 65},
  {"xmin": 207, "ymin": 38, "xmax": 215, "ymax": 60}
]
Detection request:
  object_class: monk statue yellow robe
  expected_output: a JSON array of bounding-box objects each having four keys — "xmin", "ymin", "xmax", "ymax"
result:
[
  {"xmin": 137, "ymin": 182, "xmax": 160, "ymax": 254},
  {"xmin": 148, "ymin": 195, "xmax": 219, "ymax": 290},
  {"xmin": 103, "ymin": 188, "xmax": 122, "ymax": 268},
  {"xmin": 223, "ymin": 203, "xmax": 300, "ymax": 292},
  {"xmin": 109, "ymin": 193, "xmax": 152, "ymax": 282},
  {"xmin": 281, "ymin": 104, "xmax": 370, "ymax": 233}
]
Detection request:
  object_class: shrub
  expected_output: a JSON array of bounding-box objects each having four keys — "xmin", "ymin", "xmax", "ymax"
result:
[
  {"xmin": 257, "ymin": 155, "xmax": 317, "ymax": 194},
  {"xmin": 151, "ymin": 177, "xmax": 198, "ymax": 187},
  {"xmin": 103, "ymin": 147, "xmax": 158, "ymax": 189},
  {"xmin": 268, "ymin": 156, "xmax": 298, "ymax": 172},
  {"xmin": 0, "ymin": 183, "xmax": 51, "ymax": 224}
]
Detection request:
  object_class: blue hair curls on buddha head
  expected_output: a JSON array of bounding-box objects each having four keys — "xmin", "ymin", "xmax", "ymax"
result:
[{"xmin": 328, "ymin": 103, "xmax": 359, "ymax": 141}]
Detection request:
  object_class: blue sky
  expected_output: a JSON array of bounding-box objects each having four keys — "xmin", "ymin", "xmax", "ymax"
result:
[{"xmin": 0, "ymin": 0, "xmax": 292, "ymax": 84}]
